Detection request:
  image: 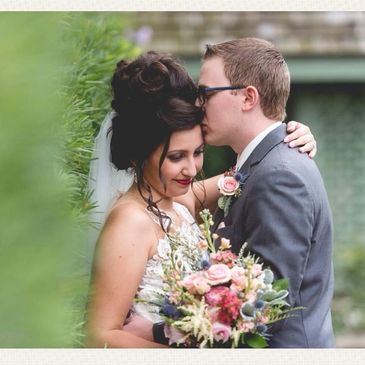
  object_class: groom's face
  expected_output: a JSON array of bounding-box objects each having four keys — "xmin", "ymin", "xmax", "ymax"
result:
[{"xmin": 198, "ymin": 56, "xmax": 243, "ymax": 148}]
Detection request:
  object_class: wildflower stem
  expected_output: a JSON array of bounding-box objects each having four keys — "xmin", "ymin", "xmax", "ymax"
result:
[{"xmin": 199, "ymin": 210, "xmax": 216, "ymax": 253}]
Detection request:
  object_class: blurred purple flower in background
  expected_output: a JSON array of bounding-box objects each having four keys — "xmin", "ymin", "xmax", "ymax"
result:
[{"xmin": 125, "ymin": 25, "xmax": 154, "ymax": 46}]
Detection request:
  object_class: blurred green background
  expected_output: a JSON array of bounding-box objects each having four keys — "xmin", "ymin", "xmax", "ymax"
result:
[
  {"xmin": 0, "ymin": 13, "xmax": 81, "ymax": 347},
  {"xmin": 1, "ymin": 12, "xmax": 364, "ymax": 347}
]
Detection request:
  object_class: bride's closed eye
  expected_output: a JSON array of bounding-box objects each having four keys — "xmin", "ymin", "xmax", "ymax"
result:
[
  {"xmin": 166, "ymin": 145, "xmax": 204, "ymax": 162},
  {"xmin": 167, "ymin": 147, "xmax": 204, "ymax": 162},
  {"xmin": 167, "ymin": 153, "xmax": 184, "ymax": 162}
]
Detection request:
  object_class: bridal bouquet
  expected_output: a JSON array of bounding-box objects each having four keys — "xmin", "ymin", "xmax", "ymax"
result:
[{"xmin": 151, "ymin": 210, "xmax": 300, "ymax": 348}]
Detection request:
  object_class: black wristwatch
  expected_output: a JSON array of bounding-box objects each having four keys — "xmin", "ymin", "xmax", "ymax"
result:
[{"xmin": 152, "ymin": 321, "xmax": 169, "ymax": 345}]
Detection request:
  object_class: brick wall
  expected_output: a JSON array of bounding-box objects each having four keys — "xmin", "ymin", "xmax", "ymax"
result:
[{"xmin": 127, "ymin": 12, "xmax": 365, "ymax": 56}]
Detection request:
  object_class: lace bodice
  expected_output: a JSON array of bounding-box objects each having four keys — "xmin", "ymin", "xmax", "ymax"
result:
[{"xmin": 131, "ymin": 202, "xmax": 201, "ymax": 322}]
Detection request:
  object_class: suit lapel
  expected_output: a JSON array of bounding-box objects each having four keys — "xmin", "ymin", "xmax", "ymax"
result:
[
  {"xmin": 212, "ymin": 204, "xmax": 225, "ymax": 232},
  {"xmin": 212, "ymin": 123, "xmax": 287, "ymax": 231},
  {"xmin": 238, "ymin": 123, "xmax": 287, "ymax": 175}
]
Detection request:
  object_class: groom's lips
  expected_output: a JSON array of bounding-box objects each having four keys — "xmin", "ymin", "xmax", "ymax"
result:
[{"xmin": 174, "ymin": 179, "xmax": 192, "ymax": 186}]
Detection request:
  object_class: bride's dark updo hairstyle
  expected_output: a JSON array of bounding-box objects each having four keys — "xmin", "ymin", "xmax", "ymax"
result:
[{"xmin": 110, "ymin": 51, "xmax": 203, "ymax": 231}]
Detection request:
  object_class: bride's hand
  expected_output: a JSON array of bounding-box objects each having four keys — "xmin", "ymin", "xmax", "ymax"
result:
[{"xmin": 284, "ymin": 121, "xmax": 317, "ymax": 159}]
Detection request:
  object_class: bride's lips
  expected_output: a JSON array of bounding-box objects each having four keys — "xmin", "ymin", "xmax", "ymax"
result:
[{"xmin": 174, "ymin": 179, "xmax": 192, "ymax": 186}]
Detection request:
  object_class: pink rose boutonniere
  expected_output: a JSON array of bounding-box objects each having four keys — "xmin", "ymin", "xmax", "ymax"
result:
[{"xmin": 217, "ymin": 166, "xmax": 247, "ymax": 217}]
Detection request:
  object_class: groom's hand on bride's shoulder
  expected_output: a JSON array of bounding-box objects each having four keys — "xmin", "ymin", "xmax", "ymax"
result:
[{"xmin": 122, "ymin": 314, "xmax": 154, "ymax": 342}]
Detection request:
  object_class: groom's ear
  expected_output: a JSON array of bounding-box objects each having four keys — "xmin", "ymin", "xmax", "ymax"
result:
[{"xmin": 240, "ymin": 86, "xmax": 259, "ymax": 112}]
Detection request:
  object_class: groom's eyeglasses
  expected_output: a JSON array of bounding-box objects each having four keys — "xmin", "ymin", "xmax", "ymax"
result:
[{"xmin": 197, "ymin": 85, "xmax": 245, "ymax": 106}]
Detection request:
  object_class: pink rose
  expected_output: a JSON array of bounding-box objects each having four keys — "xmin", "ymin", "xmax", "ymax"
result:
[
  {"xmin": 182, "ymin": 272, "xmax": 210, "ymax": 295},
  {"xmin": 212, "ymin": 322, "xmax": 232, "ymax": 343},
  {"xmin": 205, "ymin": 286, "xmax": 230, "ymax": 306},
  {"xmin": 164, "ymin": 325, "xmax": 186, "ymax": 346},
  {"xmin": 230, "ymin": 266, "xmax": 248, "ymax": 289},
  {"xmin": 206, "ymin": 264, "xmax": 231, "ymax": 285},
  {"xmin": 218, "ymin": 176, "xmax": 239, "ymax": 196}
]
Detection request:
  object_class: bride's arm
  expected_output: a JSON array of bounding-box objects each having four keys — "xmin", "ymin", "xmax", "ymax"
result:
[
  {"xmin": 85, "ymin": 205, "xmax": 166, "ymax": 348},
  {"xmin": 175, "ymin": 121, "xmax": 318, "ymax": 217}
]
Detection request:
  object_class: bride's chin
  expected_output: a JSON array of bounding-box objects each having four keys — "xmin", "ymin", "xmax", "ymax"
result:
[{"xmin": 145, "ymin": 182, "xmax": 190, "ymax": 200}]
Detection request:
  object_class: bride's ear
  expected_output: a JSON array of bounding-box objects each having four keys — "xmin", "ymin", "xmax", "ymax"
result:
[{"xmin": 241, "ymin": 86, "xmax": 259, "ymax": 112}]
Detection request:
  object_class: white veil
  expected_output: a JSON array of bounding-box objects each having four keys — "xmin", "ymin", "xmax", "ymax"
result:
[{"xmin": 88, "ymin": 111, "xmax": 135, "ymax": 229}]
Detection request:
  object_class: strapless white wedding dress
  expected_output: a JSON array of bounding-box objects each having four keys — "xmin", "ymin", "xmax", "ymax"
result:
[{"xmin": 131, "ymin": 202, "xmax": 202, "ymax": 322}]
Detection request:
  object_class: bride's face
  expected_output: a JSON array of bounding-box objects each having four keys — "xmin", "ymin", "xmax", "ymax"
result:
[{"xmin": 144, "ymin": 125, "xmax": 204, "ymax": 198}]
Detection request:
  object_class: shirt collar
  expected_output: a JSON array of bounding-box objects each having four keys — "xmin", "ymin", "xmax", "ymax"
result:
[{"xmin": 236, "ymin": 121, "xmax": 283, "ymax": 171}]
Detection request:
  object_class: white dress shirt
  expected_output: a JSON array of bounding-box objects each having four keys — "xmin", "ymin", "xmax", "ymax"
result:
[{"xmin": 235, "ymin": 122, "xmax": 283, "ymax": 171}]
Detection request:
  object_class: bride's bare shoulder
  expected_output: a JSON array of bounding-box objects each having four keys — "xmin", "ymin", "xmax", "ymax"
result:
[
  {"xmin": 93, "ymin": 198, "xmax": 157, "ymax": 278},
  {"xmin": 106, "ymin": 198, "xmax": 153, "ymax": 231}
]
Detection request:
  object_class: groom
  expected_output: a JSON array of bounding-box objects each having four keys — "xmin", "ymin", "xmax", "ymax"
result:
[
  {"xmin": 128, "ymin": 38, "xmax": 335, "ymax": 347},
  {"xmin": 197, "ymin": 37, "xmax": 335, "ymax": 347}
]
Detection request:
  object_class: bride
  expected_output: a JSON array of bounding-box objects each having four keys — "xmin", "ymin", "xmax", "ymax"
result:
[{"xmin": 85, "ymin": 51, "xmax": 317, "ymax": 347}]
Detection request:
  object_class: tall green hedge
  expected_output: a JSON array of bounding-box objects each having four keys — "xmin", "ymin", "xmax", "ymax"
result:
[
  {"xmin": 61, "ymin": 13, "xmax": 140, "ymax": 221},
  {"xmin": 60, "ymin": 13, "xmax": 140, "ymax": 346}
]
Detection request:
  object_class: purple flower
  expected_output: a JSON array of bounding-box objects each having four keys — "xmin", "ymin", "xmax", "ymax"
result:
[
  {"xmin": 233, "ymin": 172, "xmax": 248, "ymax": 184},
  {"xmin": 124, "ymin": 26, "xmax": 154, "ymax": 46},
  {"xmin": 160, "ymin": 304, "xmax": 181, "ymax": 319},
  {"xmin": 201, "ymin": 259, "xmax": 211, "ymax": 269}
]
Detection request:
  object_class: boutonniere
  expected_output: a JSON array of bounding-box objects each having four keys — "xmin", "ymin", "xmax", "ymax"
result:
[{"xmin": 217, "ymin": 166, "xmax": 247, "ymax": 217}]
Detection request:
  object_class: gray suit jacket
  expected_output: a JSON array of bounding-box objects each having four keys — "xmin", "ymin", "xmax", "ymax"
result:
[{"xmin": 213, "ymin": 124, "xmax": 335, "ymax": 348}]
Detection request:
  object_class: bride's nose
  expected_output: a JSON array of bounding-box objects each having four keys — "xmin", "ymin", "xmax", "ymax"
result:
[{"xmin": 182, "ymin": 158, "xmax": 198, "ymax": 177}]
